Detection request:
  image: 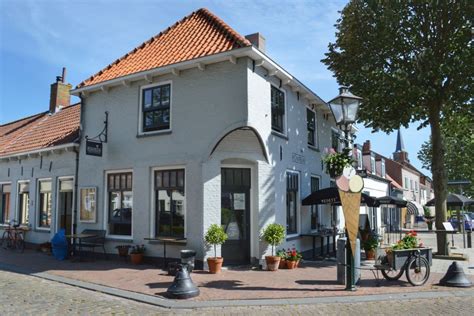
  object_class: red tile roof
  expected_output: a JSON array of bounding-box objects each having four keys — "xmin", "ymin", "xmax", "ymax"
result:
[
  {"xmin": 0, "ymin": 104, "xmax": 80, "ymax": 157},
  {"xmin": 78, "ymin": 8, "xmax": 251, "ymax": 88}
]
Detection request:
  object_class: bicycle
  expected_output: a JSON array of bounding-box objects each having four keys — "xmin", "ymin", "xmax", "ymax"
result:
[{"xmin": 1, "ymin": 220, "xmax": 26, "ymax": 252}]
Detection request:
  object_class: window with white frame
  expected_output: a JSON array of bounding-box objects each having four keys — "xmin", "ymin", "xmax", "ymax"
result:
[
  {"xmin": 404, "ymin": 177, "xmax": 409, "ymax": 189},
  {"xmin": 331, "ymin": 130, "xmax": 343, "ymax": 152},
  {"xmin": 307, "ymin": 109, "xmax": 316, "ymax": 146},
  {"xmin": 17, "ymin": 182, "xmax": 29, "ymax": 225},
  {"xmin": 142, "ymin": 83, "xmax": 171, "ymax": 132},
  {"xmin": 310, "ymin": 176, "xmax": 320, "ymax": 230},
  {"xmin": 370, "ymin": 155, "xmax": 376, "ymax": 173},
  {"xmin": 107, "ymin": 172, "xmax": 133, "ymax": 236},
  {"xmin": 154, "ymin": 169, "xmax": 185, "ymax": 238},
  {"xmin": 357, "ymin": 149, "xmax": 363, "ymax": 169},
  {"xmin": 271, "ymin": 86, "xmax": 285, "ymax": 133},
  {"xmin": 410, "ymin": 179, "xmax": 414, "ymax": 191},
  {"xmin": 0, "ymin": 184, "xmax": 11, "ymax": 224},
  {"xmin": 38, "ymin": 180, "xmax": 52, "ymax": 228},
  {"xmin": 381, "ymin": 159, "xmax": 386, "ymax": 177},
  {"xmin": 415, "ymin": 181, "xmax": 418, "ymax": 192},
  {"xmin": 286, "ymin": 172, "xmax": 299, "ymax": 235}
]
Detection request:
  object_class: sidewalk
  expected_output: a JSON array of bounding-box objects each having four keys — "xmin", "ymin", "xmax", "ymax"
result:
[{"xmin": 0, "ymin": 245, "xmax": 471, "ymax": 307}]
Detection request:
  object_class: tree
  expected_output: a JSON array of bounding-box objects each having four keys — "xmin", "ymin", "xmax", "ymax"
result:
[
  {"xmin": 418, "ymin": 109, "xmax": 474, "ymax": 197},
  {"xmin": 322, "ymin": 1, "xmax": 473, "ymax": 255}
]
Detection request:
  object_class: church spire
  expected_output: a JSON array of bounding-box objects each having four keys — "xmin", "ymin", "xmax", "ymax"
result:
[{"xmin": 395, "ymin": 129, "xmax": 405, "ymax": 152}]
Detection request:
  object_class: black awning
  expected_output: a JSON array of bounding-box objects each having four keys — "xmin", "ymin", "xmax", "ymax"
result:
[
  {"xmin": 302, "ymin": 187, "xmax": 379, "ymax": 207},
  {"xmin": 426, "ymin": 193, "xmax": 474, "ymax": 207},
  {"xmin": 376, "ymin": 196, "xmax": 407, "ymax": 207}
]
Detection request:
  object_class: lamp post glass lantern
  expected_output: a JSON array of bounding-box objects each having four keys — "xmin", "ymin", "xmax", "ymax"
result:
[
  {"xmin": 328, "ymin": 86, "xmax": 362, "ymax": 291},
  {"xmin": 329, "ymin": 86, "xmax": 362, "ymax": 147}
]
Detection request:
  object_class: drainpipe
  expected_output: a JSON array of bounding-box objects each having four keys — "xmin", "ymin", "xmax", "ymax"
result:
[{"xmin": 72, "ymin": 94, "xmax": 86, "ymax": 237}]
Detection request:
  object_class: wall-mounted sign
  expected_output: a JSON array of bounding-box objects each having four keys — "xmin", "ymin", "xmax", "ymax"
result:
[
  {"xmin": 86, "ymin": 140, "xmax": 102, "ymax": 157},
  {"xmin": 292, "ymin": 153, "xmax": 305, "ymax": 164}
]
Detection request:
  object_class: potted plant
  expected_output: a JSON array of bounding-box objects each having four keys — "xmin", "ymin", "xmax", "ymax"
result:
[
  {"xmin": 261, "ymin": 223, "xmax": 286, "ymax": 271},
  {"xmin": 116, "ymin": 245, "xmax": 131, "ymax": 258},
  {"xmin": 130, "ymin": 245, "xmax": 145, "ymax": 265},
  {"xmin": 276, "ymin": 249, "xmax": 287, "ymax": 269},
  {"xmin": 362, "ymin": 234, "xmax": 378, "ymax": 260},
  {"xmin": 323, "ymin": 148, "xmax": 354, "ymax": 178},
  {"xmin": 205, "ymin": 224, "xmax": 228, "ymax": 274},
  {"xmin": 285, "ymin": 248, "xmax": 302, "ymax": 269},
  {"xmin": 424, "ymin": 207, "xmax": 435, "ymax": 231}
]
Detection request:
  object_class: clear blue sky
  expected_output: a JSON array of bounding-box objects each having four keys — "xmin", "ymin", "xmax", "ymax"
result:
[{"xmin": 0, "ymin": 0, "xmax": 431, "ymax": 176}]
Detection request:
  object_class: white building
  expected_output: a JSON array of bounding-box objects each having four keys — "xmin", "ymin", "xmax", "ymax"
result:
[{"xmin": 1, "ymin": 9, "xmax": 348, "ymax": 267}]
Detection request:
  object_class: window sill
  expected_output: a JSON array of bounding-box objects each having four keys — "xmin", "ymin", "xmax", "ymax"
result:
[
  {"xmin": 307, "ymin": 145, "xmax": 320, "ymax": 152},
  {"xmin": 34, "ymin": 228, "xmax": 51, "ymax": 233},
  {"xmin": 137, "ymin": 129, "xmax": 172, "ymax": 138},
  {"xmin": 271, "ymin": 130, "xmax": 288, "ymax": 140},
  {"xmin": 105, "ymin": 236, "xmax": 133, "ymax": 242},
  {"xmin": 286, "ymin": 234, "xmax": 301, "ymax": 241}
]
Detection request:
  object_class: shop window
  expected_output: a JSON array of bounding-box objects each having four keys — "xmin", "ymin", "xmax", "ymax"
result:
[
  {"xmin": 107, "ymin": 172, "xmax": 133, "ymax": 236},
  {"xmin": 17, "ymin": 182, "xmax": 29, "ymax": 225},
  {"xmin": 0, "ymin": 184, "xmax": 11, "ymax": 224},
  {"xmin": 155, "ymin": 169, "xmax": 185, "ymax": 238},
  {"xmin": 310, "ymin": 176, "xmax": 320, "ymax": 230},
  {"xmin": 38, "ymin": 180, "xmax": 52, "ymax": 228},
  {"xmin": 286, "ymin": 172, "xmax": 299, "ymax": 235}
]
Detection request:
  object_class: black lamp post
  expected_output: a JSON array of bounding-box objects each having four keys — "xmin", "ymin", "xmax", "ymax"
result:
[{"xmin": 328, "ymin": 86, "xmax": 362, "ymax": 291}]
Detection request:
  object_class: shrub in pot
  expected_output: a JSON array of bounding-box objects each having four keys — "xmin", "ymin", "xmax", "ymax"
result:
[
  {"xmin": 362, "ymin": 235, "xmax": 378, "ymax": 260},
  {"xmin": 276, "ymin": 249, "xmax": 287, "ymax": 269},
  {"xmin": 285, "ymin": 248, "xmax": 302, "ymax": 269},
  {"xmin": 130, "ymin": 245, "xmax": 145, "ymax": 265},
  {"xmin": 205, "ymin": 224, "xmax": 228, "ymax": 274},
  {"xmin": 261, "ymin": 223, "xmax": 285, "ymax": 271}
]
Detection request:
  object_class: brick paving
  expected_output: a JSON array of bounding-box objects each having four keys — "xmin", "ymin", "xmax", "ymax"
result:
[{"xmin": 1, "ymin": 270, "xmax": 473, "ymax": 315}]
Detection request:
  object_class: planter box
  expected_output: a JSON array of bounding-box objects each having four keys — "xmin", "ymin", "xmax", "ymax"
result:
[{"xmin": 390, "ymin": 248, "xmax": 432, "ymax": 270}]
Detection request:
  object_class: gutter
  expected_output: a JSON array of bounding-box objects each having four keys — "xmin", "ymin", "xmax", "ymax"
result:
[
  {"xmin": 0, "ymin": 143, "xmax": 79, "ymax": 161},
  {"xmin": 70, "ymin": 46, "xmax": 329, "ymax": 110}
]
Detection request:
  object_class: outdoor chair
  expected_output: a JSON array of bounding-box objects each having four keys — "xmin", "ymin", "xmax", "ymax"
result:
[{"xmin": 79, "ymin": 229, "xmax": 107, "ymax": 260}]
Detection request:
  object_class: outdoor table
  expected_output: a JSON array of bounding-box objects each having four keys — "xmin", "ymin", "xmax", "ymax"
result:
[
  {"xmin": 66, "ymin": 233, "xmax": 97, "ymax": 260},
  {"xmin": 144, "ymin": 237, "xmax": 186, "ymax": 269},
  {"xmin": 301, "ymin": 232, "xmax": 332, "ymax": 260}
]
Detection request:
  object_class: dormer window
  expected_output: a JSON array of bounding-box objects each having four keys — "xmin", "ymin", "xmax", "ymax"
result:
[
  {"xmin": 141, "ymin": 83, "xmax": 171, "ymax": 133},
  {"xmin": 381, "ymin": 159, "xmax": 386, "ymax": 177},
  {"xmin": 370, "ymin": 156, "xmax": 376, "ymax": 173}
]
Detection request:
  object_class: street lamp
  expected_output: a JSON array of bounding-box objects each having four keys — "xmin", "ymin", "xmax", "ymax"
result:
[
  {"xmin": 328, "ymin": 86, "xmax": 362, "ymax": 147},
  {"xmin": 328, "ymin": 86, "xmax": 362, "ymax": 291}
]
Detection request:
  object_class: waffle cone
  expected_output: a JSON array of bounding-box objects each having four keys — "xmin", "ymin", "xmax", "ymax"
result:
[{"xmin": 339, "ymin": 190, "xmax": 361, "ymax": 258}]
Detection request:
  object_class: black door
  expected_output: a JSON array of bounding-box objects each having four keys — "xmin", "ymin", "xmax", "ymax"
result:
[
  {"xmin": 221, "ymin": 168, "xmax": 251, "ymax": 265},
  {"xmin": 58, "ymin": 191, "xmax": 73, "ymax": 234}
]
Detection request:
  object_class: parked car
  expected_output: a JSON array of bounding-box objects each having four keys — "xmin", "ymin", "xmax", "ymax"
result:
[{"xmin": 449, "ymin": 213, "xmax": 474, "ymax": 231}]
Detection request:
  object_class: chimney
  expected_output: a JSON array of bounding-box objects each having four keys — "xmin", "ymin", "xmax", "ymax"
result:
[
  {"xmin": 49, "ymin": 67, "xmax": 72, "ymax": 114},
  {"xmin": 362, "ymin": 140, "xmax": 371, "ymax": 154},
  {"xmin": 245, "ymin": 33, "xmax": 266, "ymax": 53}
]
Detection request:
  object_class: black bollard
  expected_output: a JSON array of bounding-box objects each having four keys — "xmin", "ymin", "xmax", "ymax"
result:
[
  {"xmin": 439, "ymin": 261, "xmax": 472, "ymax": 288},
  {"xmin": 166, "ymin": 264, "xmax": 200, "ymax": 299}
]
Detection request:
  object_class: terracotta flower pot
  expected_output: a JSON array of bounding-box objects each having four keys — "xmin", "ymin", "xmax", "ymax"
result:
[
  {"xmin": 286, "ymin": 260, "xmax": 297, "ymax": 269},
  {"xmin": 278, "ymin": 258, "xmax": 287, "ymax": 269},
  {"xmin": 130, "ymin": 253, "xmax": 144, "ymax": 265},
  {"xmin": 265, "ymin": 256, "xmax": 281, "ymax": 271},
  {"xmin": 207, "ymin": 257, "xmax": 224, "ymax": 274},
  {"xmin": 365, "ymin": 249, "xmax": 376, "ymax": 260}
]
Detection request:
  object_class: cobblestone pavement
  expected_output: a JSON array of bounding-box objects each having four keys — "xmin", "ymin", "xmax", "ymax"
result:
[{"xmin": 1, "ymin": 270, "xmax": 473, "ymax": 315}]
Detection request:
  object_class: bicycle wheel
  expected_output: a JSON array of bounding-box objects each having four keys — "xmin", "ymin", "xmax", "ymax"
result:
[
  {"xmin": 405, "ymin": 256, "xmax": 430, "ymax": 286},
  {"xmin": 1, "ymin": 231, "xmax": 11, "ymax": 249},
  {"xmin": 381, "ymin": 267, "xmax": 404, "ymax": 281},
  {"xmin": 15, "ymin": 235, "xmax": 25, "ymax": 253}
]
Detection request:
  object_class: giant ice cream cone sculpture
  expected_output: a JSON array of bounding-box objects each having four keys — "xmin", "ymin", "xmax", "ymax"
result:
[{"xmin": 337, "ymin": 166, "xmax": 364, "ymax": 258}]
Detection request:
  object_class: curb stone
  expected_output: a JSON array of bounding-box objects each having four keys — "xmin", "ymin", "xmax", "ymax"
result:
[{"xmin": 0, "ymin": 262, "xmax": 472, "ymax": 309}]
